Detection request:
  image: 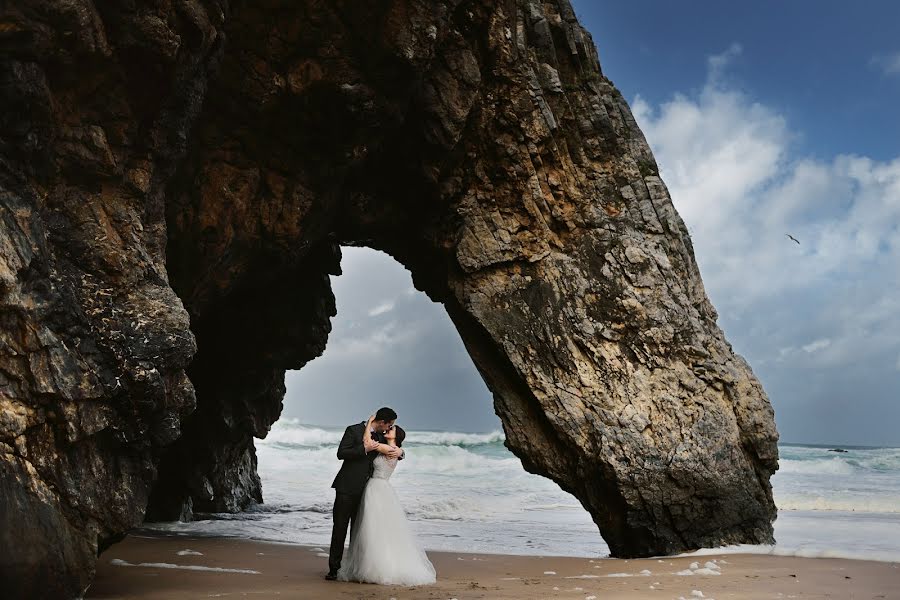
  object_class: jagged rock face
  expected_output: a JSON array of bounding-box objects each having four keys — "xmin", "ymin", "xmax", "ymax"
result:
[
  {"xmin": 1, "ymin": 1, "xmax": 223, "ymax": 597},
  {"xmin": 0, "ymin": 0, "xmax": 779, "ymax": 597}
]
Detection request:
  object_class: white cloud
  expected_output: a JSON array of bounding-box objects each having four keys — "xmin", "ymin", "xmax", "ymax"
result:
[
  {"xmin": 802, "ymin": 339, "xmax": 831, "ymax": 354},
  {"xmin": 367, "ymin": 300, "xmax": 395, "ymax": 317},
  {"xmin": 323, "ymin": 320, "xmax": 417, "ymax": 360},
  {"xmin": 871, "ymin": 52, "xmax": 900, "ymax": 76},
  {"xmin": 707, "ymin": 42, "xmax": 742, "ymax": 80},
  {"xmin": 632, "ymin": 45, "xmax": 900, "ymax": 379}
]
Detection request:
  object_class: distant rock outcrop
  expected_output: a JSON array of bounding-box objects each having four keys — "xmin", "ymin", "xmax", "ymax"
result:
[{"xmin": 1, "ymin": 1, "xmax": 778, "ymax": 597}]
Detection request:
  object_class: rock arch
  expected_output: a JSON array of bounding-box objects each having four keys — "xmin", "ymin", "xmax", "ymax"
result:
[{"xmin": 0, "ymin": 1, "xmax": 778, "ymax": 597}]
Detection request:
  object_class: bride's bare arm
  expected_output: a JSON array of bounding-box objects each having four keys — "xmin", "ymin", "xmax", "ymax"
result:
[
  {"xmin": 364, "ymin": 416, "xmax": 402, "ymax": 457},
  {"xmin": 362, "ymin": 416, "xmax": 379, "ymax": 453},
  {"xmin": 374, "ymin": 444, "xmax": 394, "ymax": 455},
  {"xmin": 374, "ymin": 435, "xmax": 402, "ymax": 459},
  {"xmin": 378, "ymin": 442, "xmax": 402, "ymax": 459}
]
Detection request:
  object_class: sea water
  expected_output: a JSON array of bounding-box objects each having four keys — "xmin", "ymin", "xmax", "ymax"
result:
[{"xmin": 146, "ymin": 419, "xmax": 900, "ymax": 561}]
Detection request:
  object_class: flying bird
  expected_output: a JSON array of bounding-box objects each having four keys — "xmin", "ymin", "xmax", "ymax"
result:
[{"xmin": 785, "ymin": 234, "xmax": 800, "ymax": 244}]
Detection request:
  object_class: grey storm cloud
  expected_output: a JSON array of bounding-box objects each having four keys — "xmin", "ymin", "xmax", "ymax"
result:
[{"xmin": 283, "ymin": 247, "xmax": 500, "ymax": 433}]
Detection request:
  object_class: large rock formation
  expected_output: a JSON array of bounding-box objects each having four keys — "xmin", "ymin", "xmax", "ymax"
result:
[{"xmin": 0, "ymin": 0, "xmax": 779, "ymax": 597}]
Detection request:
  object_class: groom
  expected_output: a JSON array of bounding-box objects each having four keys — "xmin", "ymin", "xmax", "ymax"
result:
[{"xmin": 326, "ymin": 407, "xmax": 405, "ymax": 580}]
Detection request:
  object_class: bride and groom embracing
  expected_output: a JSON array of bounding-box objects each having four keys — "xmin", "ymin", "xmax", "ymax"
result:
[{"xmin": 325, "ymin": 407, "xmax": 436, "ymax": 585}]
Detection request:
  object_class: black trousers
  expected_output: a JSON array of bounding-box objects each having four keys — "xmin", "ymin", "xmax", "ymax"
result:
[{"xmin": 328, "ymin": 490, "xmax": 363, "ymax": 574}]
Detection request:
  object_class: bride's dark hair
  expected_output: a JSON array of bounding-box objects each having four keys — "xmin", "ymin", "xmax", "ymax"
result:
[{"xmin": 394, "ymin": 425, "xmax": 406, "ymax": 447}]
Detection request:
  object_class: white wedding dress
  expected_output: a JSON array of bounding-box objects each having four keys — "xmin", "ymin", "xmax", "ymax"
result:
[{"xmin": 337, "ymin": 454, "xmax": 436, "ymax": 585}]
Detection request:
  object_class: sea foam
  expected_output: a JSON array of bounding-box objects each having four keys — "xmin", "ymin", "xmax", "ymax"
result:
[{"xmin": 143, "ymin": 421, "xmax": 900, "ymax": 562}]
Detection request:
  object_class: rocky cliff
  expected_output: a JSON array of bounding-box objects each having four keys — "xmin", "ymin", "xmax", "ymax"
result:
[{"xmin": 0, "ymin": 1, "xmax": 778, "ymax": 597}]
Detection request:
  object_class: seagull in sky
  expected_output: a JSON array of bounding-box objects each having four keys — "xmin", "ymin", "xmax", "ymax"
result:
[{"xmin": 785, "ymin": 233, "xmax": 800, "ymax": 244}]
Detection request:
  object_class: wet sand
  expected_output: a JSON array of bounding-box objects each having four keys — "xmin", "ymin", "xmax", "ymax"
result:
[{"xmin": 86, "ymin": 532, "xmax": 900, "ymax": 599}]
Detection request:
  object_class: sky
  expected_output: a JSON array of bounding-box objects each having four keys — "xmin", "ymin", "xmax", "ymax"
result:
[{"xmin": 284, "ymin": 2, "xmax": 900, "ymax": 446}]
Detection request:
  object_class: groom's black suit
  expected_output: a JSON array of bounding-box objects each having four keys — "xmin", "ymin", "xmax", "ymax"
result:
[
  {"xmin": 331, "ymin": 422, "xmax": 383, "ymax": 494},
  {"xmin": 328, "ymin": 421, "xmax": 387, "ymax": 575}
]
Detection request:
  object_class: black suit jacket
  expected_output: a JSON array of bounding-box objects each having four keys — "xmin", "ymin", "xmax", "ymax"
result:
[{"xmin": 331, "ymin": 422, "xmax": 384, "ymax": 494}]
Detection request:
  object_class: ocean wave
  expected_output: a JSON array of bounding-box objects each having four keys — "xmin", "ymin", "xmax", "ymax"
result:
[
  {"xmin": 679, "ymin": 541, "xmax": 900, "ymax": 564},
  {"xmin": 776, "ymin": 457, "xmax": 857, "ymax": 476},
  {"xmin": 524, "ymin": 502, "xmax": 583, "ymax": 511},
  {"xmin": 406, "ymin": 497, "xmax": 494, "ymax": 521},
  {"xmin": 243, "ymin": 502, "xmax": 333, "ymax": 515},
  {"xmin": 259, "ymin": 423, "xmax": 343, "ymax": 447},
  {"xmin": 404, "ymin": 445, "xmax": 521, "ymax": 474},
  {"xmin": 258, "ymin": 420, "xmax": 505, "ymax": 449},
  {"xmin": 407, "ymin": 430, "xmax": 505, "ymax": 447},
  {"xmin": 778, "ymin": 446, "xmax": 900, "ymax": 473}
]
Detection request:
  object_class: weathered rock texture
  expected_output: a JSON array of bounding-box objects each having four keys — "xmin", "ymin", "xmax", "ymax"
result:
[{"xmin": 0, "ymin": 0, "xmax": 779, "ymax": 597}]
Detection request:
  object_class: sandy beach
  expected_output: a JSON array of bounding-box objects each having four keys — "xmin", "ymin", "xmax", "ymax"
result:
[{"xmin": 85, "ymin": 532, "xmax": 900, "ymax": 599}]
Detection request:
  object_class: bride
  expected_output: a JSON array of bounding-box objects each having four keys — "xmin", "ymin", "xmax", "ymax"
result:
[{"xmin": 337, "ymin": 416, "xmax": 436, "ymax": 586}]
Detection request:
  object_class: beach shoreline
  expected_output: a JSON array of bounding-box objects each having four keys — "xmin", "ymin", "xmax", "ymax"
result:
[{"xmin": 86, "ymin": 532, "xmax": 900, "ymax": 599}]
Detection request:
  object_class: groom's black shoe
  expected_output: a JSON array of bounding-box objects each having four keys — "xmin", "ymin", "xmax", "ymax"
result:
[{"xmin": 325, "ymin": 571, "xmax": 338, "ymax": 581}]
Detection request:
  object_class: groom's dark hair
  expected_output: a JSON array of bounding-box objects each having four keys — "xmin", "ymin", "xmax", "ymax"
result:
[
  {"xmin": 394, "ymin": 425, "xmax": 406, "ymax": 447},
  {"xmin": 375, "ymin": 407, "xmax": 397, "ymax": 422}
]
